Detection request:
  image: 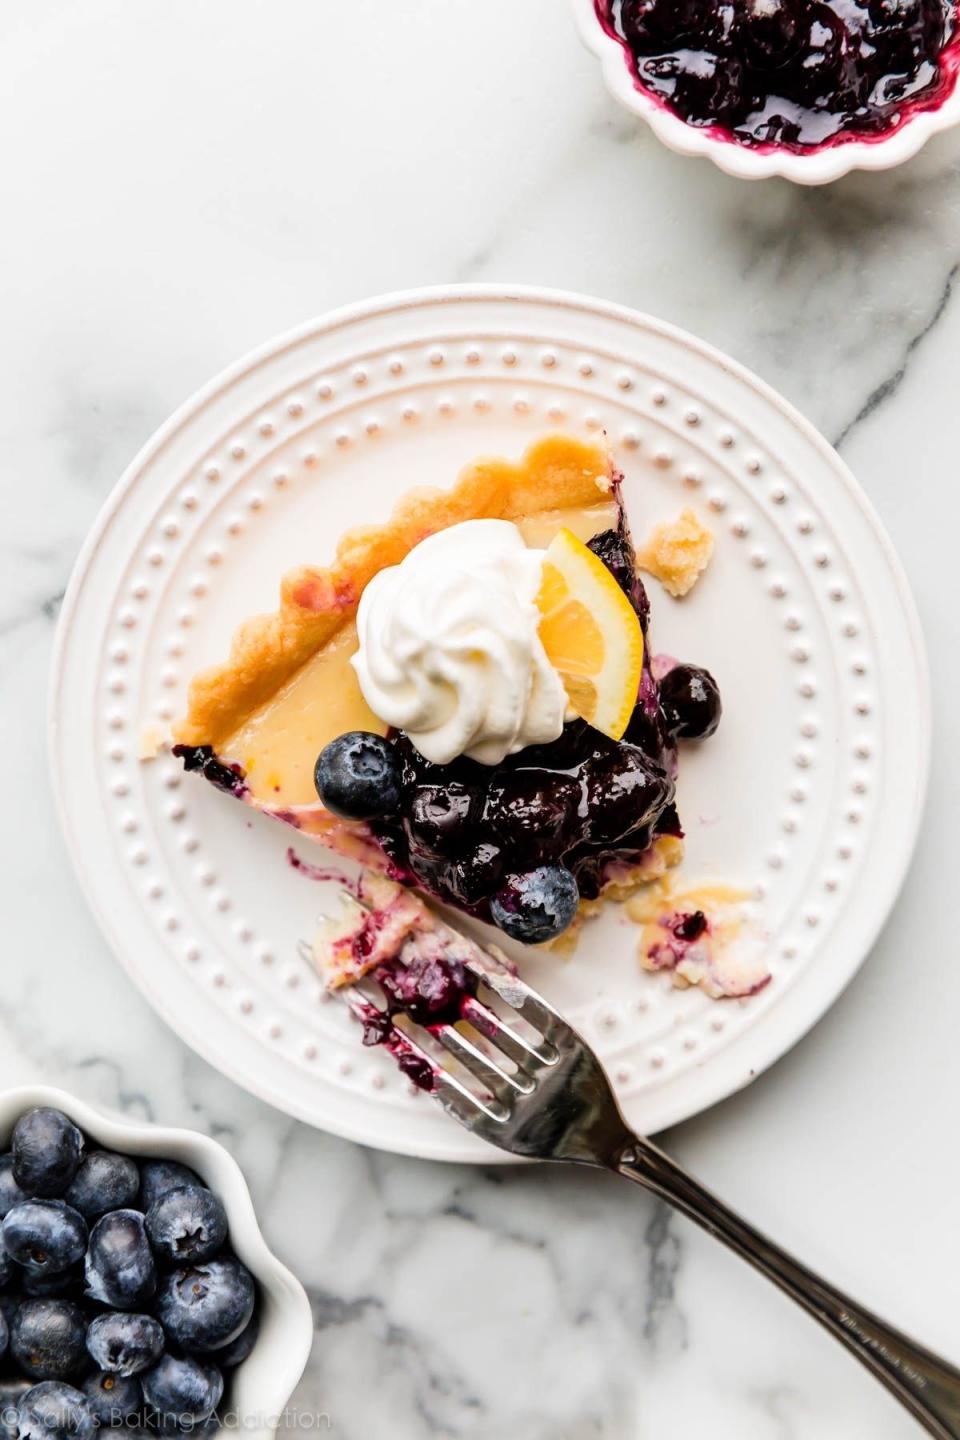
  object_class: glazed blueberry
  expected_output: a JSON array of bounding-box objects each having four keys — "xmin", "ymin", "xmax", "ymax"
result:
[
  {"xmin": 65, "ymin": 1152, "xmax": 139, "ymax": 1222},
  {"xmin": 587, "ymin": 526, "xmax": 650, "ymax": 627},
  {"xmin": 85, "ymin": 1313, "xmax": 164, "ymax": 1379},
  {"xmin": 171, "ymin": 745, "xmax": 246, "ymax": 797},
  {"xmin": 155, "ymin": 1258, "xmax": 255, "ymax": 1353},
  {"xmin": 15, "ymin": 1383, "xmax": 97, "ymax": 1440},
  {"xmin": 737, "ymin": 0, "xmax": 805, "ymax": 68},
  {"xmin": 450, "ymin": 842, "xmax": 504, "ymax": 906},
  {"xmin": 673, "ymin": 909, "xmax": 707, "ymax": 941},
  {"xmin": 80, "ymin": 1373, "xmax": 141, "ymax": 1427},
  {"xmin": 658, "ymin": 664, "xmax": 722, "ymax": 740},
  {"xmin": 84, "ymin": 1210, "xmax": 156, "ymax": 1310},
  {"xmin": 407, "ymin": 783, "xmax": 478, "ymax": 857},
  {"xmin": 314, "ymin": 732, "xmax": 402, "ymax": 820},
  {"xmin": 584, "ymin": 747, "xmax": 673, "ymax": 845},
  {"xmin": 0, "ymin": 1379, "xmax": 31, "ymax": 1440},
  {"xmin": 10, "ymin": 1301, "xmax": 88, "ymax": 1382},
  {"xmin": 483, "ymin": 773, "xmax": 581, "ymax": 865},
  {"xmin": 11, "ymin": 1112, "xmax": 83, "ymax": 1200},
  {"xmin": 212, "ymin": 1310, "xmax": 260, "ymax": 1369},
  {"xmin": 0, "ymin": 1156, "xmax": 28, "ymax": 1217},
  {"xmin": 490, "ymin": 865, "xmax": 580, "ymax": 944},
  {"xmin": 138, "ymin": 1161, "xmax": 203, "ymax": 1214},
  {"xmin": 2, "ymin": 1203, "xmax": 87, "ymax": 1276},
  {"xmin": 141, "ymin": 1356, "xmax": 223, "ymax": 1425},
  {"xmin": 145, "ymin": 1187, "xmax": 227, "ymax": 1267}
]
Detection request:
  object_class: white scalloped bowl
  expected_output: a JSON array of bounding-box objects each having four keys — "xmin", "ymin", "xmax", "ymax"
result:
[
  {"xmin": 572, "ymin": 0, "xmax": 960, "ymax": 184},
  {"xmin": 0, "ymin": 1086, "xmax": 313, "ymax": 1440}
]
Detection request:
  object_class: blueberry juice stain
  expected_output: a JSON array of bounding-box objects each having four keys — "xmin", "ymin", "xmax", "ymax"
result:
[
  {"xmin": 595, "ymin": 0, "xmax": 959, "ymax": 150},
  {"xmin": 356, "ymin": 950, "xmax": 480, "ymax": 1091}
]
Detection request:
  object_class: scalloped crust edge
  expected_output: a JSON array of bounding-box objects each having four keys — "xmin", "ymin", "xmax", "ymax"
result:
[{"xmin": 173, "ymin": 434, "xmax": 615, "ymax": 749}]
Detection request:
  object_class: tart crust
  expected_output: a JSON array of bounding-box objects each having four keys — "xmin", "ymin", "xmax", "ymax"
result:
[{"xmin": 174, "ymin": 434, "xmax": 615, "ymax": 751}]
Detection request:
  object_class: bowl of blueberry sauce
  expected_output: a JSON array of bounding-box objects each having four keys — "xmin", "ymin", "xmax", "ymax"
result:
[
  {"xmin": 573, "ymin": 0, "xmax": 960, "ymax": 180},
  {"xmin": 0, "ymin": 1088, "xmax": 311, "ymax": 1440}
]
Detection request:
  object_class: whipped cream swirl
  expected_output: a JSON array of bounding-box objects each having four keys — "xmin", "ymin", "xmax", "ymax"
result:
[{"xmin": 352, "ymin": 520, "xmax": 568, "ymax": 766}]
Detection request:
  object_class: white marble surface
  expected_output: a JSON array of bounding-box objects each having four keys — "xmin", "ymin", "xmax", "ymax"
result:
[{"xmin": 2, "ymin": 2, "xmax": 959, "ymax": 1436}]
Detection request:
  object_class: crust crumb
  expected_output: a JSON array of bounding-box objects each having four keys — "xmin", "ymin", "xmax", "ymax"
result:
[
  {"xmin": 138, "ymin": 721, "xmax": 169, "ymax": 761},
  {"xmin": 637, "ymin": 508, "xmax": 714, "ymax": 597}
]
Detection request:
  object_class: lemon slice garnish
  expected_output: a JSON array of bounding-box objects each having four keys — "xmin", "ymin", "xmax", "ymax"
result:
[{"xmin": 536, "ymin": 528, "xmax": 643, "ymax": 742}]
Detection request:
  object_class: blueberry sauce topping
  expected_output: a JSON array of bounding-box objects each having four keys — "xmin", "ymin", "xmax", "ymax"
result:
[
  {"xmin": 595, "ymin": 0, "xmax": 959, "ymax": 150},
  {"xmin": 171, "ymin": 745, "xmax": 247, "ymax": 797},
  {"xmin": 367, "ymin": 524, "xmax": 706, "ymax": 929},
  {"xmin": 354, "ymin": 949, "xmax": 481, "ymax": 1090},
  {"xmin": 177, "ymin": 516, "xmax": 721, "ymax": 946}
]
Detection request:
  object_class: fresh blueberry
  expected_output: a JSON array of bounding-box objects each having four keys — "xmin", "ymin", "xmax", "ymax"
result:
[
  {"xmin": 22, "ymin": 1266, "xmax": 84, "ymax": 1302},
  {"xmin": 15, "ymin": 1382, "xmax": 97, "ymax": 1440},
  {"xmin": 85, "ymin": 1313, "xmax": 164, "ymax": 1379},
  {"xmin": 0, "ymin": 1306, "xmax": 8, "ymax": 1360},
  {"xmin": 11, "ymin": 1113, "xmax": 83, "ymax": 1200},
  {"xmin": 155, "ymin": 1258, "xmax": 255, "ymax": 1353},
  {"xmin": 490, "ymin": 865, "xmax": 580, "ymax": 944},
  {"xmin": 138, "ymin": 1162, "xmax": 203, "ymax": 1214},
  {"xmin": 0, "ymin": 1379, "xmax": 31, "ymax": 1440},
  {"xmin": 0, "ymin": 1241, "xmax": 16, "ymax": 1289},
  {"xmin": 314, "ymin": 732, "xmax": 402, "ymax": 820},
  {"xmin": 171, "ymin": 1415, "xmax": 221, "ymax": 1438},
  {"xmin": 84, "ymin": 1211, "xmax": 156, "ymax": 1310},
  {"xmin": 145, "ymin": 1187, "xmax": 227, "ymax": 1268},
  {"xmin": 0, "ymin": 1292, "xmax": 22, "ymax": 1330},
  {"xmin": 141, "ymin": 1356, "xmax": 223, "ymax": 1425},
  {"xmin": 65, "ymin": 1153, "xmax": 140, "ymax": 1223},
  {"xmin": 10, "ymin": 1301, "xmax": 88, "ymax": 1381},
  {"xmin": 2, "ymin": 1203, "xmax": 88, "ymax": 1276},
  {"xmin": 0, "ymin": 1157, "xmax": 28, "ymax": 1218},
  {"xmin": 80, "ymin": 1373, "xmax": 141, "ymax": 1427},
  {"xmin": 213, "ymin": 1309, "xmax": 259, "ymax": 1369},
  {"xmin": 658, "ymin": 663, "xmax": 722, "ymax": 740}
]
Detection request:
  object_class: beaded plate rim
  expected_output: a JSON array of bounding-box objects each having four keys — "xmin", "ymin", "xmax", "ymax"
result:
[{"xmin": 49, "ymin": 285, "xmax": 930, "ymax": 1160}]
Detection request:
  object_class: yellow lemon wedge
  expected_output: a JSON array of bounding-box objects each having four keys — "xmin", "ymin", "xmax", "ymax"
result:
[{"xmin": 536, "ymin": 528, "xmax": 643, "ymax": 741}]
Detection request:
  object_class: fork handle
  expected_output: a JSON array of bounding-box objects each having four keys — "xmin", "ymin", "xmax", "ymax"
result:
[{"xmin": 615, "ymin": 1139, "xmax": 960, "ymax": 1438}]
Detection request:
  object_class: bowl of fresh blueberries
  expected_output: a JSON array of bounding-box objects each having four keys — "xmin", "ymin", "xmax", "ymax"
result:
[{"xmin": 0, "ymin": 1088, "xmax": 311, "ymax": 1440}]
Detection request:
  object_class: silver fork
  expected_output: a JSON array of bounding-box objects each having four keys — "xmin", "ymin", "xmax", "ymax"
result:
[{"xmin": 331, "ymin": 899, "xmax": 960, "ymax": 1439}]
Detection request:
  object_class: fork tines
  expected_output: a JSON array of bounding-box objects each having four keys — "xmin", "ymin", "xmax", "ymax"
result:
[{"xmin": 315, "ymin": 885, "xmax": 574, "ymax": 1126}]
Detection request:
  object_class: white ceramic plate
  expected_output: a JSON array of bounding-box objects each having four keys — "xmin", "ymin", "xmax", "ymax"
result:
[{"xmin": 50, "ymin": 286, "xmax": 929, "ymax": 1162}]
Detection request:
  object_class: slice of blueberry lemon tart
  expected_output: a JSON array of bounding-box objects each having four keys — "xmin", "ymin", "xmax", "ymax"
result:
[{"xmin": 173, "ymin": 435, "xmax": 721, "ymax": 947}]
